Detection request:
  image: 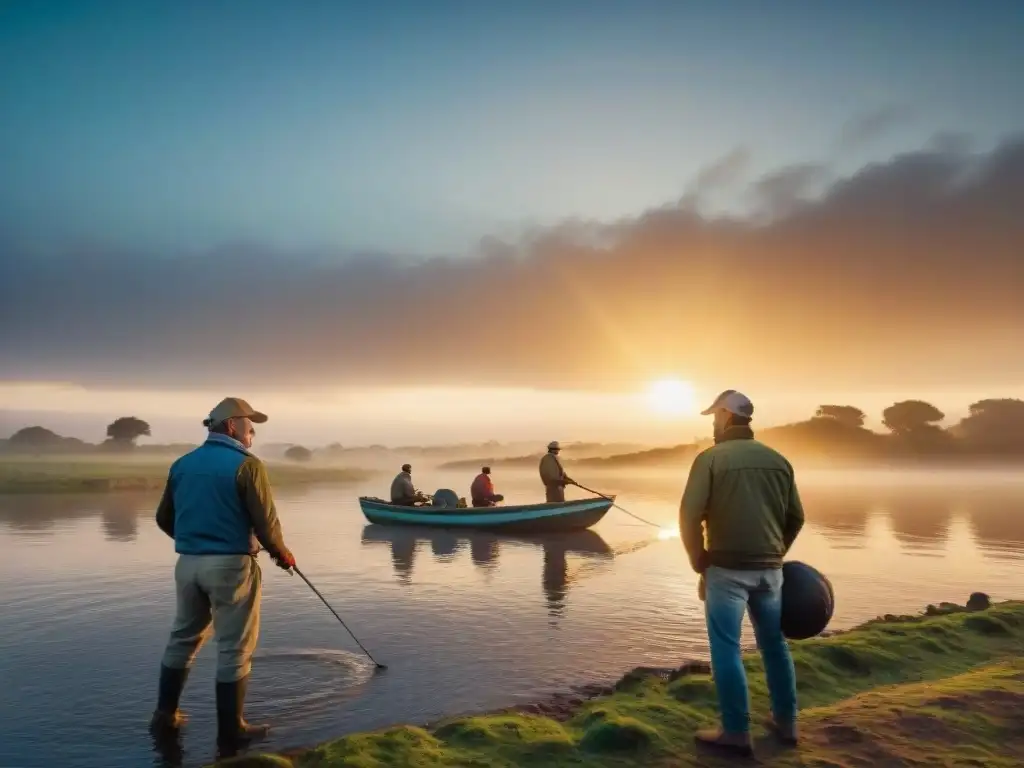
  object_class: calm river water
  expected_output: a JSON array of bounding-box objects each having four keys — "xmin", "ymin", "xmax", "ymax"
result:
[{"xmin": 1, "ymin": 467, "xmax": 1022, "ymax": 768}]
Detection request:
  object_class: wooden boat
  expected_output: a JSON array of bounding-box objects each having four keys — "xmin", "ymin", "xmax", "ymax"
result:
[{"xmin": 357, "ymin": 495, "xmax": 614, "ymax": 533}]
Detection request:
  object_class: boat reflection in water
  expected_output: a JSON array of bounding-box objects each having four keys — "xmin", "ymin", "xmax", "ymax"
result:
[{"xmin": 360, "ymin": 524, "xmax": 622, "ymax": 618}]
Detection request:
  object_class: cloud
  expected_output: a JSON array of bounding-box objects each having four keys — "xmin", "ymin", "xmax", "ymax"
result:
[
  {"xmin": 685, "ymin": 147, "xmax": 752, "ymax": 198},
  {"xmin": 1, "ymin": 135, "xmax": 1023, "ymax": 394},
  {"xmin": 749, "ymin": 163, "xmax": 832, "ymax": 218},
  {"xmin": 838, "ymin": 103, "xmax": 918, "ymax": 150}
]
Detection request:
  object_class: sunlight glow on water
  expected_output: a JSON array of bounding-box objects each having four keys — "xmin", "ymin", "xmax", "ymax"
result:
[{"xmin": 0, "ymin": 468, "xmax": 1021, "ymax": 767}]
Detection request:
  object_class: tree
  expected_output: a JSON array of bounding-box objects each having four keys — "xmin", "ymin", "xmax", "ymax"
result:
[
  {"xmin": 105, "ymin": 416, "xmax": 151, "ymax": 446},
  {"xmin": 881, "ymin": 400, "xmax": 945, "ymax": 435},
  {"xmin": 952, "ymin": 398, "xmax": 1024, "ymax": 452},
  {"xmin": 284, "ymin": 445, "xmax": 313, "ymax": 462},
  {"xmin": 814, "ymin": 405, "xmax": 866, "ymax": 429},
  {"xmin": 962, "ymin": 398, "xmax": 1024, "ymax": 425},
  {"xmin": 8, "ymin": 426, "xmax": 64, "ymax": 449}
]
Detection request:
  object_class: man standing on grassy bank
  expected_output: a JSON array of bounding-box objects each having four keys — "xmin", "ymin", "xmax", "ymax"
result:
[
  {"xmin": 680, "ymin": 389, "xmax": 805, "ymax": 756},
  {"xmin": 149, "ymin": 397, "xmax": 296, "ymax": 757}
]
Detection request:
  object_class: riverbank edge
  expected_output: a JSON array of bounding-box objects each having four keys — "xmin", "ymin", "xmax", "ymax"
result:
[
  {"xmin": 211, "ymin": 596, "xmax": 1024, "ymax": 767},
  {"xmin": 0, "ymin": 460, "xmax": 376, "ymax": 493}
]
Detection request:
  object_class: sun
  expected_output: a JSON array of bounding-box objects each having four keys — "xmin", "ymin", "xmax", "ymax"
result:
[{"xmin": 644, "ymin": 378, "xmax": 697, "ymax": 416}]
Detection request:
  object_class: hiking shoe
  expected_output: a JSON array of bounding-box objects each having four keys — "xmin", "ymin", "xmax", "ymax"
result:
[
  {"xmin": 764, "ymin": 718, "xmax": 799, "ymax": 746},
  {"xmin": 694, "ymin": 727, "xmax": 754, "ymax": 757}
]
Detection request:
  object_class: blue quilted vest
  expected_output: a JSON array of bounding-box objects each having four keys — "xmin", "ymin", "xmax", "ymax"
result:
[{"xmin": 169, "ymin": 434, "xmax": 258, "ymax": 556}]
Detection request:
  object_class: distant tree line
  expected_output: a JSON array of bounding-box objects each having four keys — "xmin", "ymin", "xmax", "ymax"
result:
[
  {"xmin": 559, "ymin": 397, "xmax": 1024, "ymax": 470},
  {"xmin": 751, "ymin": 398, "xmax": 1024, "ymax": 461},
  {"xmin": 811, "ymin": 398, "xmax": 1024, "ymax": 452},
  {"xmin": 2, "ymin": 416, "xmax": 153, "ymax": 454},
  {"xmin": 0, "ymin": 416, "xmax": 323, "ymax": 461},
  {"xmin": 3, "ymin": 398, "xmax": 1024, "ymax": 461}
]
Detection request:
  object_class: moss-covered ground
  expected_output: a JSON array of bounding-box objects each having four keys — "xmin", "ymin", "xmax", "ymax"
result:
[{"xmin": 210, "ymin": 599, "xmax": 1024, "ymax": 766}]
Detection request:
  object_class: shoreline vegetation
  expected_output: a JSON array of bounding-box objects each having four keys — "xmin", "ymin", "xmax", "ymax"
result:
[
  {"xmin": 0, "ymin": 457, "xmax": 374, "ymax": 494},
  {"xmin": 213, "ymin": 597, "xmax": 1024, "ymax": 767}
]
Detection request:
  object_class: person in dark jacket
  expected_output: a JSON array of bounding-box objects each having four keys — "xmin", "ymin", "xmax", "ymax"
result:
[
  {"xmin": 470, "ymin": 466, "xmax": 504, "ymax": 507},
  {"xmin": 680, "ymin": 390, "xmax": 805, "ymax": 756},
  {"xmin": 390, "ymin": 464, "xmax": 428, "ymax": 505},
  {"xmin": 149, "ymin": 397, "xmax": 296, "ymax": 757}
]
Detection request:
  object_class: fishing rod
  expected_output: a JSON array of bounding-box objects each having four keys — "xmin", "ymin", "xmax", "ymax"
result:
[
  {"xmin": 569, "ymin": 481, "xmax": 665, "ymax": 530},
  {"xmin": 291, "ymin": 566, "xmax": 388, "ymax": 671}
]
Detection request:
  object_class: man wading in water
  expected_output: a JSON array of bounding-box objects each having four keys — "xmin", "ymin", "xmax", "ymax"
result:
[
  {"xmin": 680, "ymin": 390, "xmax": 805, "ymax": 756},
  {"xmin": 149, "ymin": 397, "xmax": 296, "ymax": 756}
]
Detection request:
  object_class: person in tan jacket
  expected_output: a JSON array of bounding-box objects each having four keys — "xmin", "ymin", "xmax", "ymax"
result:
[{"xmin": 539, "ymin": 441, "xmax": 573, "ymax": 502}]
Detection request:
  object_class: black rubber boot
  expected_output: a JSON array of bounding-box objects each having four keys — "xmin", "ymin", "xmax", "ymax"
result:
[
  {"xmin": 149, "ymin": 664, "xmax": 191, "ymax": 734},
  {"xmin": 215, "ymin": 674, "xmax": 270, "ymax": 758}
]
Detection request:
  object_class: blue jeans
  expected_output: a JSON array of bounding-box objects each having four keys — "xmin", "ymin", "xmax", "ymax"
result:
[{"xmin": 704, "ymin": 565, "xmax": 797, "ymax": 734}]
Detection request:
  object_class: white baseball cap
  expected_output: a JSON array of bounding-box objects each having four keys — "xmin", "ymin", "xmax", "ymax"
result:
[{"xmin": 700, "ymin": 389, "xmax": 754, "ymax": 418}]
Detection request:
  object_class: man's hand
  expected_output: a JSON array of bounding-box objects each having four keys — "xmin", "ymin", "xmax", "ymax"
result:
[
  {"xmin": 696, "ymin": 549, "xmax": 710, "ymax": 574},
  {"xmin": 697, "ymin": 573, "xmax": 707, "ymax": 602},
  {"xmin": 273, "ymin": 547, "xmax": 296, "ymax": 571}
]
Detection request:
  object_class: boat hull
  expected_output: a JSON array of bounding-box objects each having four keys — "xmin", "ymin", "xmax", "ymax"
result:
[
  {"xmin": 360, "ymin": 523, "xmax": 615, "ymax": 557},
  {"xmin": 357, "ymin": 496, "xmax": 613, "ymax": 533}
]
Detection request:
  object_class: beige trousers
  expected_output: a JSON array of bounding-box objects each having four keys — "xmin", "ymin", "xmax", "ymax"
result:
[{"xmin": 161, "ymin": 553, "xmax": 262, "ymax": 682}]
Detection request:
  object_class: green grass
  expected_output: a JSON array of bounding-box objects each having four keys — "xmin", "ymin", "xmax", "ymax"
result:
[
  {"xmin": 0, "ymin": 457, "xmax": 374, "ymax": 493},
  {"xmin": 210, "ymin": 600, "xmax": 1024, "ymax": 767}
]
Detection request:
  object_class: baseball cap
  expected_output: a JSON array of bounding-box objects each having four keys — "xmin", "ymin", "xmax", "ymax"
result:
[
  {"xmin": 202, "ymin": 397, "xmax": 268, "ymax": 427},
  {"xmin": 547, "ymin": 440, "xmax": 561, "ymax": 451},
  {"xmin": 700, "ymin": 389, "xmax": 754, "ymax": 418}
]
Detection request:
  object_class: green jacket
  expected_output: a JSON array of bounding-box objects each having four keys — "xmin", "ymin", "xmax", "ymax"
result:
[{"xmin": 679, "ymin": 426, "xmax": 805, "ymax": 572}]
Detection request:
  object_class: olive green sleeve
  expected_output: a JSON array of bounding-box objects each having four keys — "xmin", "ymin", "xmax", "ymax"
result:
[
  {"xmin": 236, "ymin": 456, "xmax": 288, "ymax": 558},
  {"xmin": 782, "ymin": 469, "xmax": 806, "ymax": 552},
  {"xmin": 155, "ymin": 469, "xmax": 176, "ymax": 539},
  {"xmin": 679, "ymin": 449, "xmax": 713, "ymax": 573}
]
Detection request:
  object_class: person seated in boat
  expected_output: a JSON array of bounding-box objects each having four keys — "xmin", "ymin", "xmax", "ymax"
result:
[
  {"xmin": 539, "ymin": 441, "xmax": 573, "ymax": 502},
  {"xmin": 470, "ymin": 466, "xmax": 505, "ymax": 507},
  {"xmin": 390, "ymin": 464, "xmax": 428, "ymax": 506}
]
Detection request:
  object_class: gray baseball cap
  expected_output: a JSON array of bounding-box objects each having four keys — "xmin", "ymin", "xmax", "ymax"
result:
[{"xmin": 700, "ymin": 389, "xmax": 754, "ymax": 418}]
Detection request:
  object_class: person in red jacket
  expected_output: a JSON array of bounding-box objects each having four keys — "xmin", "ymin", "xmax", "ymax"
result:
[{"xmin": 470, "ymin": 466, "xmax": 504, "ymax": 507}]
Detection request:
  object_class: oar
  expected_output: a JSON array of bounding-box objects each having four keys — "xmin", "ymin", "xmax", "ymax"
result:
[{"xmin": 569, "ymin": 480, "xmax": 664, "ymax": 530}]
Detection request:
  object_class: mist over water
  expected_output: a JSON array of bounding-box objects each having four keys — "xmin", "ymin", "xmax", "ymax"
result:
[{"xmin": 0, "ymin": 467, "xmax": 1021, "ymax": 768}]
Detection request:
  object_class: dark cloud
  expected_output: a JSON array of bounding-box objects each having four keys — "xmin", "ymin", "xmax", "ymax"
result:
[
  {"xmin": 839, "ymin": 103, "xmax": 918, "ymax": 150},
  {"xmin": 686, "ymin": 147, "xmax": 752, "ymax": 198},
  {"xmin": 2, "ymin": 135, "xmax": 1023, "ymax": 393},
  {"xmin": 749, "ymin": 163, "xmax": 832, "ymax": 218}
]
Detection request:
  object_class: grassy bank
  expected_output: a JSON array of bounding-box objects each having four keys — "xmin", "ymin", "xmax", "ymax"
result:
[
  {"xmin": 214, "ymin": 598, "xmax": 1024, "ymax": 767},
  {"xmin": 0, "ymin": 457, "xmax": 374, "ymax": 493}
]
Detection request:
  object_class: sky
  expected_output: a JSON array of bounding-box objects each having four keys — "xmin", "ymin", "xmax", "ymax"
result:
[{"xmin": 1, "ymin": 1, "xmax": 1023, "ymax": 445}]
